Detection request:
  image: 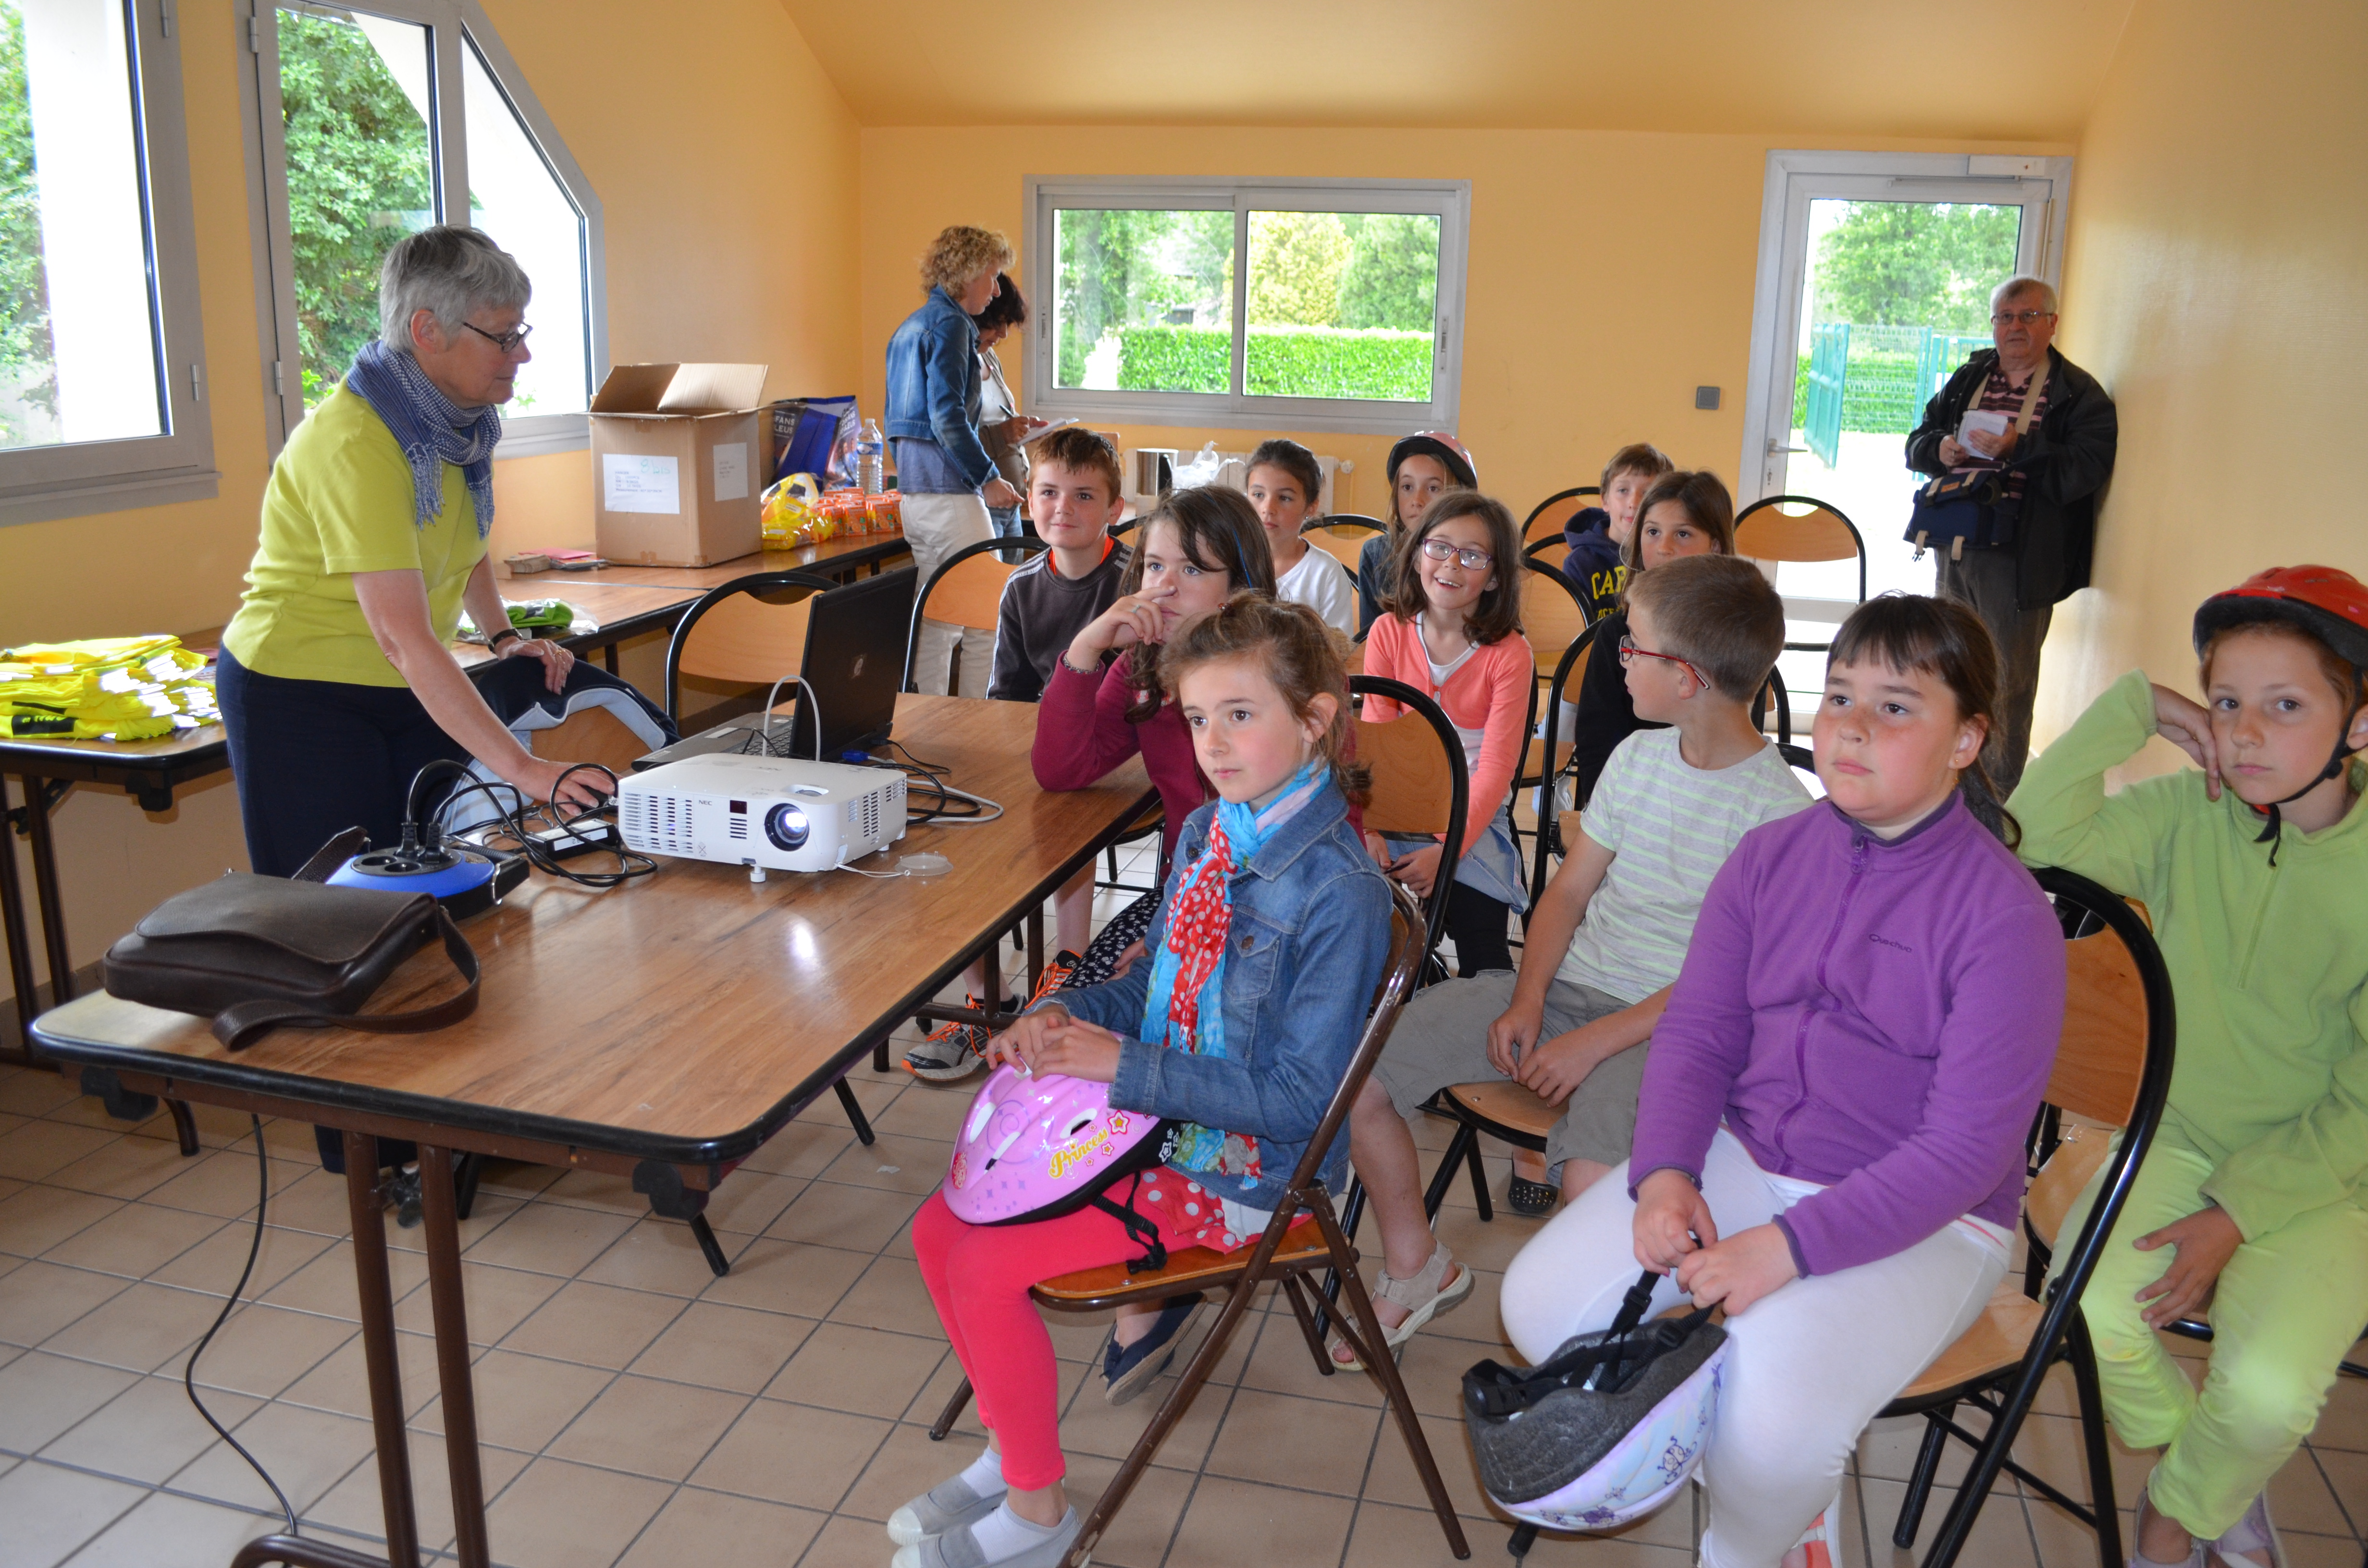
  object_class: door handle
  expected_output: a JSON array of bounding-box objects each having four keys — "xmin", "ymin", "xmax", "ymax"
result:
[{"xmin": 1767, "ymin": 440, "xmax": 1807, "ymax": 454}]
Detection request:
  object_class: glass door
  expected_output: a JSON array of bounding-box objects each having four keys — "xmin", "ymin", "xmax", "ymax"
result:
[{"xmin": 1741, "ymin": 154, "xmax": 2070, "ymax": 702}]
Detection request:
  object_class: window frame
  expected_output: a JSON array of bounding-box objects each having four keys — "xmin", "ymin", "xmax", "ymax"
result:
[
  {"xmin": 1021, "ymin": 176, "xmax": 1469, "ymax": 437},
  {"xmin": 0, "ymin": 0, "xmax": 216, "ymax": 529},
  {"xmin": 240, "ymin": 0, "xmax": 606, "ymax": 458}
]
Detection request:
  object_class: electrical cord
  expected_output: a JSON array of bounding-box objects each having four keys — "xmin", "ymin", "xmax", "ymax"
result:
[
  {"xmin": 184, "ymin": 1114, "xmax": 298, "ymax": 1537},
  {"xmin": 434, "ymin": 766, "xmax": 658, "ymax": 889}
]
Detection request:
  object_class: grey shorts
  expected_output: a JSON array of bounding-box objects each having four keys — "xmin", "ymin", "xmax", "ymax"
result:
[{"xmin": 1369, "ymin": 970, "xmax": 1650, "ymax": 1171}]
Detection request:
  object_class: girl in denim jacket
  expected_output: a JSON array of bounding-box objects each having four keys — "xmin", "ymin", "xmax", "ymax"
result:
[{"xmin": 900, "ymin": 597, "xmax": 1391, "ymax": 1568}]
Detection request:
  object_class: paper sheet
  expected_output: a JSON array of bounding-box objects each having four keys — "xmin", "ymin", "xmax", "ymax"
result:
[
  {"xmin": 603, "ymin": 453, "xmax": 681, "ymax": 514},
  {"xmin": 713, "ymin": 442, "xmax": 749, "ymax": 502}
]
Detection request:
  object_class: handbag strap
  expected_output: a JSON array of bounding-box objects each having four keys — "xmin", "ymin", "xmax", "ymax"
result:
[
  {"xmin": 2009, "ymin": 357, "xmax": 2051, "ymax": 437},
  {"xmin": 211, "ymin": 906, "xmax": 481, "ymax": 1052}
]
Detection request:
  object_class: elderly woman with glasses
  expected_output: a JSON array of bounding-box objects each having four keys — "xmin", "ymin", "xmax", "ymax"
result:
[
  {"xmin": 1906, "ymin": 274, "xmax": 2119, "ymax": 795},
  {"xmin": 218, "ymin": 226, "xmax": 603, "ymax": 883}
]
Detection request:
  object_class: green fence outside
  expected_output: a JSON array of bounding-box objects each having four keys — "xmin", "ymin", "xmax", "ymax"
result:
[{"xmin": 1794, "ymin": 326, "xmax": 1992, "ymax": 463}]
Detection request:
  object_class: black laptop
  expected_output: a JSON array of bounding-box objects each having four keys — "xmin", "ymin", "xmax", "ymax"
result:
[{"xmin": 633, "ymin": 566, "xmax": 919, "ymax": 770}]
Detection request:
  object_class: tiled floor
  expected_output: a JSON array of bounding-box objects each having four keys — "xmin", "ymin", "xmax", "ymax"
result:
[{"xmin": 3, "ymin": 858, "xmax": 2364, "ymax": 1568}]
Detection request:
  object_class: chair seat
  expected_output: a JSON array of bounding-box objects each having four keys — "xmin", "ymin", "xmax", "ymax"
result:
[
  {"xmin": 1517, "ymin": 734, "xmax": 1572, "ymax": 787},
  {"xmin": 1032, "ymin": 1217, "xmax": 1332, "ymax": 1305},
  {"xmin": 1889, "ymin": 1285, "xmax": 2042, "ymax": 1405},
  {"xmin": 1443, "ymin": 1080, "xmax": 1560, "ymax": 1141}
]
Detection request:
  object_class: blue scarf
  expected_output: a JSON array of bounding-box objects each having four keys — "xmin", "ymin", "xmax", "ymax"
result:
[
  {"xmin": 1141, "ymin": 759, "xmax": 1330, "ymax": 1176},
  {"xmin": 343, "ymin": 339, "xmax": 502, "ymax": 536}
]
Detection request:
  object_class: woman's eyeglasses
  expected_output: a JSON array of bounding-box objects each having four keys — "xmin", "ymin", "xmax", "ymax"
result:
[
  {"xmin": 462, "ymin": 321, "xmax": 534, "ymax": 354},
  {"xmin": 1617, "ymin": 633, "xmax": 1705, "ymax": 687},
  {"xmin": 1419, "ymin": 537, "xmax": 1493, "ymax": 571}
]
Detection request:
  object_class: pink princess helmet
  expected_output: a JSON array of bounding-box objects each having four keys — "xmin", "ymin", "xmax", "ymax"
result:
[{"xmin": 943, "ymin": 1063, "xmax": 1172, "ymax": 1225}]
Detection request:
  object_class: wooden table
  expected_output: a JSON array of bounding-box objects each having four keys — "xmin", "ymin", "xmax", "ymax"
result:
[
  {"xmin": 506, "ymin": 532, "xmax": 910, "ymax": 593},
  {"xmin": 29, "ymin": 694, "xmax": 1153, "ymax": 1568},
  {"xmin": 449, "ymin": 581, "xmax": 704, "ymax": 673}
]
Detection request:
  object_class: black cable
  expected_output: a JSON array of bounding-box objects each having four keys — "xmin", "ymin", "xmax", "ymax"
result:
[
  {"xmin": 434, "ymin": 767, "xmax": 658, "ymax": 889},
  {"xmin": 184, "ymin": 1114, "xmax": 298, "ymax": 1536}
]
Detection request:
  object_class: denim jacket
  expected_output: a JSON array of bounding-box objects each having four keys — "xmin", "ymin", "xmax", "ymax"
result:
[
  {"xmin": 884, "ymin": 286, "xmax": 996, "ymax": 491},
  {"xmin": 1051, "ymin": 781, "xmax": 1393, "ymax": 1207}
]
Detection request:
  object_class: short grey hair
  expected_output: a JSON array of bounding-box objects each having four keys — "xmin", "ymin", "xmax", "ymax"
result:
[
  {"xmin": 1989, "ymin": 275, "xmax": 2059, "ymax": 315},
  {"xmin": 379, "ymin": 225, "xmax": 532, "ymax": 354}
]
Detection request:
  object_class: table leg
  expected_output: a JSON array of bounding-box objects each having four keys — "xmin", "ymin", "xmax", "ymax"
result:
[
  {"xmin": 343, "ymin": 1136, "xmax": 421, "ymax": 1568},
  {"xmin": 601, "ymin": 642, "xmax": 619, "ymax": 674},
  {"xmin": 21, "ymin": 771, "xmax": 73, "ymax": 1005},
  {"xmin": 1, "ymin": 775, "xmax": 41, "ymax": 1059},
  {"xmin": 416, "ymin": 1146, "xmax": 489, "ymax": 1568}
]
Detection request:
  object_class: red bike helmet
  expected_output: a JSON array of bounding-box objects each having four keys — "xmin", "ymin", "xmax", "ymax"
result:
[
  {"xmin": 1386, "ymin": 431, "xmax": 1478, "ymax": 490},
  {"xmin": 2190, "ymin": 565, "xmax": 2368, "ymax": 855}
]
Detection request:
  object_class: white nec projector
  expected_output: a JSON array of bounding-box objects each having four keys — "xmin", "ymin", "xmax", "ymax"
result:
[{"xmin": 617, "ymin": 753, "xmax": 907, "ymax": 872}]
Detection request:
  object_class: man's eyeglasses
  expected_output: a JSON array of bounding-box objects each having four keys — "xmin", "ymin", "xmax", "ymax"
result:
[
  {"xmin": 461, "ymin": 321, "xmax": 534, "ymax": 353},
  {"xmin": 1419, "ymin": 537, "xmax": 1493, "ymax": 572},
  {"xmin": 1617, "ymin": 633, "xmax": 1704, "ymax": 687},
  {"xmin": 1989, "ymin": 309, "xmax": 2055, "ymax": 326}
]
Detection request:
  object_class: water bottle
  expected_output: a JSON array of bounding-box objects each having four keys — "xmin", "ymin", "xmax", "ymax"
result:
[{"xmin": 855, "ymin": 418, "xmax": 885, "ymax": 494}]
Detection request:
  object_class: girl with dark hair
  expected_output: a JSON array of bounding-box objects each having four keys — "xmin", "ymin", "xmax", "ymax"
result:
[
  {"xmin": 1358, "ymin": 491, "xmax": 1533, "ymax": 974},
  {"xmin": 1498, "ymin": 592, "xmax": 2065, "ymax": 1568},
  {"xmin": 972, "ymin": 272, "xmax": 1042, "ymax": 539},
  {"xmin": 1030, "ymin": 487, "xmax": 1279, "ymax": 991},
  {"xmin": 1566, "ymin": 470, "xmax": 1739, "ymax": 806}
]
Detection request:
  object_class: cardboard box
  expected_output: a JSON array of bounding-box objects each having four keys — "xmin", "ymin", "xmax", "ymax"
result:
[{"xmin": 590, "ymin": 363, "xmax": 769, "ymax": 567}]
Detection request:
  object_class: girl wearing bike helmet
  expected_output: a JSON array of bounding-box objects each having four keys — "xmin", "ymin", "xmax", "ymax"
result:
[
  {"xmin": 1357, "ymin": 430, "xmax": 1478, "ymax": 633},
  {"xmin": 900, "ymin": 597, "xmax": 1389, "ymax": 1568},
  {"xmin": 2011, "ymin": 565, "xmax": 2368, "ymax": 1568}
]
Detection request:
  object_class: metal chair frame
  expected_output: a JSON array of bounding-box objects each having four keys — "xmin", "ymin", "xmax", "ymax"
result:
[
  {"xmin": 1878, "ymin": 866, "xmax": 2178, "ymax": 1568},
  {"xmin": 900, "ymin": 534, "xmax": 1050, "ymax": 693},
  {"xmin": 660, "ymin": 568, "xmax": 841, "ymax": 722},
  {"xmin": 1733, "ymin": 494, "xmax": 1868, "ymax": 654},
  {"xmin": 1349, "ymin": 675, "xmax": 1469, "ymax": 961},
  {"xmin": 1519, "ymin": 486, "xmax": 1600, "ymax": 548},
  {"xmin": 926, "ymin": 882, "xmax": 1472, "ymax": 1567}
]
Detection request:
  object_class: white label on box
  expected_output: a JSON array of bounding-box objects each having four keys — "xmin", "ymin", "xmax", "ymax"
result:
[
  {"xmin": 603, "ymin": 453, "xmax": 681, "ymax": 514},
  {"xmin": 712, "ymin": 441, "xmax": 749, "ymax": 502}
]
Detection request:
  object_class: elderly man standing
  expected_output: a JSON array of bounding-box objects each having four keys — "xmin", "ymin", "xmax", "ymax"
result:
[{"xmin": 1906, "ymin": 275, "xmax": 2117, "ymax": 793}]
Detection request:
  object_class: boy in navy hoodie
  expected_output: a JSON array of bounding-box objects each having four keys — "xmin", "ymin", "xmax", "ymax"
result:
[{"xmin": 1562, "ymin": 442, "xmax": 1673, "ymax": 619}]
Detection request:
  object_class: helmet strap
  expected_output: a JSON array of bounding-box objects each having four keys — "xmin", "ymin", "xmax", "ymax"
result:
[{"xmin": 2249, "ymin": 682, "xmax": 2366, "ymax": 865}]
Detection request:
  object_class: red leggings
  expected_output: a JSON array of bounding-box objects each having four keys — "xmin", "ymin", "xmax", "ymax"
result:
[{"xmin": 911, "ymin": 1189, "xmax": 1203, "ymax": 1489}]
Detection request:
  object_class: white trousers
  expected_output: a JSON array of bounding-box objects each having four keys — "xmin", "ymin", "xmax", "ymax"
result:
[
  {"xmin": 901, "ymin": 490, "xmax": 995, "ymax": 697},
  {"xmin": 1499, "ymin": 1129, "xmax": 2009, "ymax": 1568}
]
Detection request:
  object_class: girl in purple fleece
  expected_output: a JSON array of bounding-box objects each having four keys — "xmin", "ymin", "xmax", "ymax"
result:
[{"xmin": 1499, "ymin": 596, "xmax": 2066, "ymax": 1568}]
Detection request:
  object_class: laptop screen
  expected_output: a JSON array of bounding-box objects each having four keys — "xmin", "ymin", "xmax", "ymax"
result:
[{"xmin": 782, "ymin": 565, "xmax": 917, "ymax": 759}]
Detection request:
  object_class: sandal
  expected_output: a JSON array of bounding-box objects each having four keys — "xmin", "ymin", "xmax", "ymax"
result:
[
  {"xmin": 1332, "ymin": 1242, "xmax": 1473, "ymax": 1370},
  {"xmin": 2134, "ymin": 1485, "xmax": 2208, "ymax": 1568},
  {"xmin": 2205, "ymin": 1491, "xmax": 2284, "ymax": 1568},
  {"xmin": 1506, "ymin": 1176, "xmax": 1556, "ymax": 1217},
  {"xmin": 1102, "ymin": 1293, "xmax": 1207, "ymax": 1405}
]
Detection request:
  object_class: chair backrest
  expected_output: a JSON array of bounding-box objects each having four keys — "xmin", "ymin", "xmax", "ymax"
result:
[
  {"xmin": 1302, "ymin": 515, "xmax": 1384, "ymax": 582},
  {"xmin": 1520, "ymin": 559, "xmax": 1592, "ymax": 689},
  {"xmin": 1528, "ymin": 623, "xmax": 1600, "ymax": 905},
  {"xmin": 1351, "ymin": 675, "xmax": 1468, "ymax": 950},
  {"xmin": 1735, "ymin": 494, "xmax": 1868, "ymax": 603},
  {"xmin": 528, "ymin": 704, "xmax": 651, "ymax": 776},
  {"xmin": 1525, "ymin": 537, "xmax": 1571, "ymax": 573},
  {"xmin": 1752, "ymin": 665, "xmax": 1794, "ymax": 747},
  {"xmin": 1109, "ymin": 516, "xmax": 1139, "ymax": 540},
  {"xmin": 2018, "ymin": 867, "xmax": 2176, "ymax": 1328},
  {"xmin": 1269, "ymin": 880, "xmax": 1428, "ymax": 1207},
  {"xmin": 1521, "ymin": 487, "xmax": 1599, "ymax": 548},
  {"xmin": 903, "ymin": 536, "xmax": 1049, "ymax": 690},
  {"xmin": 662, "ymin": 569, "xmax": 839, "ymax": 720}
]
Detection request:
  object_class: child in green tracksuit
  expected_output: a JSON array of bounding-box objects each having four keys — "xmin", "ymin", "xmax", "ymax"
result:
[{"xmin": 2010, "ymin": 565, "xmax": 2368, "ymax": 1568}]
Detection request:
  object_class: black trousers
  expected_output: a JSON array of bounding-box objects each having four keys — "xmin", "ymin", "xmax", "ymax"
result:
[
  {"xmin": 216, "ymin": 647, "xmax": 470, "ymax": 1175},
  {"xmin": 1936, "ymin": 549, "xmax": 2051, "ymax": 797},
  {"xmin": 1443, "ymin": 883, "xmax": 1515, "ymax": 977}
]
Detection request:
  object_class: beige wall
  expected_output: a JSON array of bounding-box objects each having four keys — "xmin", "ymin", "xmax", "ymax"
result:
[
  {"xmin": 2043, "ymin": 0, "xmax": 2368, "ymax": 769},
  {"xmin": 858, "ymin": 126, "xmax": 2070, "ymax": 529},
  {"xmin": 4, "ymin": 0, "xmax": 859, "ymax": 1000}
]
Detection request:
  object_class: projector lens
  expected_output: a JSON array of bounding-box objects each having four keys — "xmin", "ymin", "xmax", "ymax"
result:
[{"xmin": 765, "ymin": 804, "xmax": 810, "ymax": 851}]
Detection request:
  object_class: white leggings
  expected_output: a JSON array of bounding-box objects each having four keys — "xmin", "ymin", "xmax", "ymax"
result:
[{"xmin": 1499, "ymin": 1130, "xmax": 2009, "ymax": 1568}]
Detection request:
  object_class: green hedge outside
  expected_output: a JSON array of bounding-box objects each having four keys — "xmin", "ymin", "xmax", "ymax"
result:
[
  {"xmin": 1792, "ymin": 349, "xmax": 1929, "ymax": 437},
  {"xmin": 1115, "ymin": 326, "xmax": 1433, "ymax": 401}
]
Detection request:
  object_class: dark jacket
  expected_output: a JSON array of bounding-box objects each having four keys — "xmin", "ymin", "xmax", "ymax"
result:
[
  {"xmin": 1566, "ymin": 608, "xmax": 1663, "ymax": 808},
  {"xmin": 1559, "ymin": 508, "xmax": 1626, "ymax": 620},
  {"xmin": 1904, "ymin": 345, "xmax": 2118, "ymax": 611}
]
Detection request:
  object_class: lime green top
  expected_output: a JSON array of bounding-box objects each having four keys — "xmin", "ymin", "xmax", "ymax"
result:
[
  {"xmin": 2011, "ymin": 667, "xmax": 2368, "ymax": 1239},
  {"xmin": 222, "ymin": 386, "xmax": 486, "ymax": 688}
]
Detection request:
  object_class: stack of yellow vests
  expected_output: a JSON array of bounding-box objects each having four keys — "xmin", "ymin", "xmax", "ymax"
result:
[{"xmin": 0, "ymin": 636, "xmax": 221, "ymax": 742}]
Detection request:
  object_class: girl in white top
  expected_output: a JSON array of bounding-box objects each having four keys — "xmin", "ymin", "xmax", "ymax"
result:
[{"xmin": 1245, "ymin": 439, "xmax": 1357, "ymax": 636}]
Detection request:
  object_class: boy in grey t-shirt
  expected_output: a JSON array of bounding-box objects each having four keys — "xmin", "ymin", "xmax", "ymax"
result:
[{"xmin": 1332, "ymin": 556, "xmax": 1810, "ymax": 1366}]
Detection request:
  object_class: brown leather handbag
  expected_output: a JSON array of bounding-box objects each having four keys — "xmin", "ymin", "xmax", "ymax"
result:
[{"xmin": 103, "ymin": 830, "xmax": 481, "ymax": 1052}]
